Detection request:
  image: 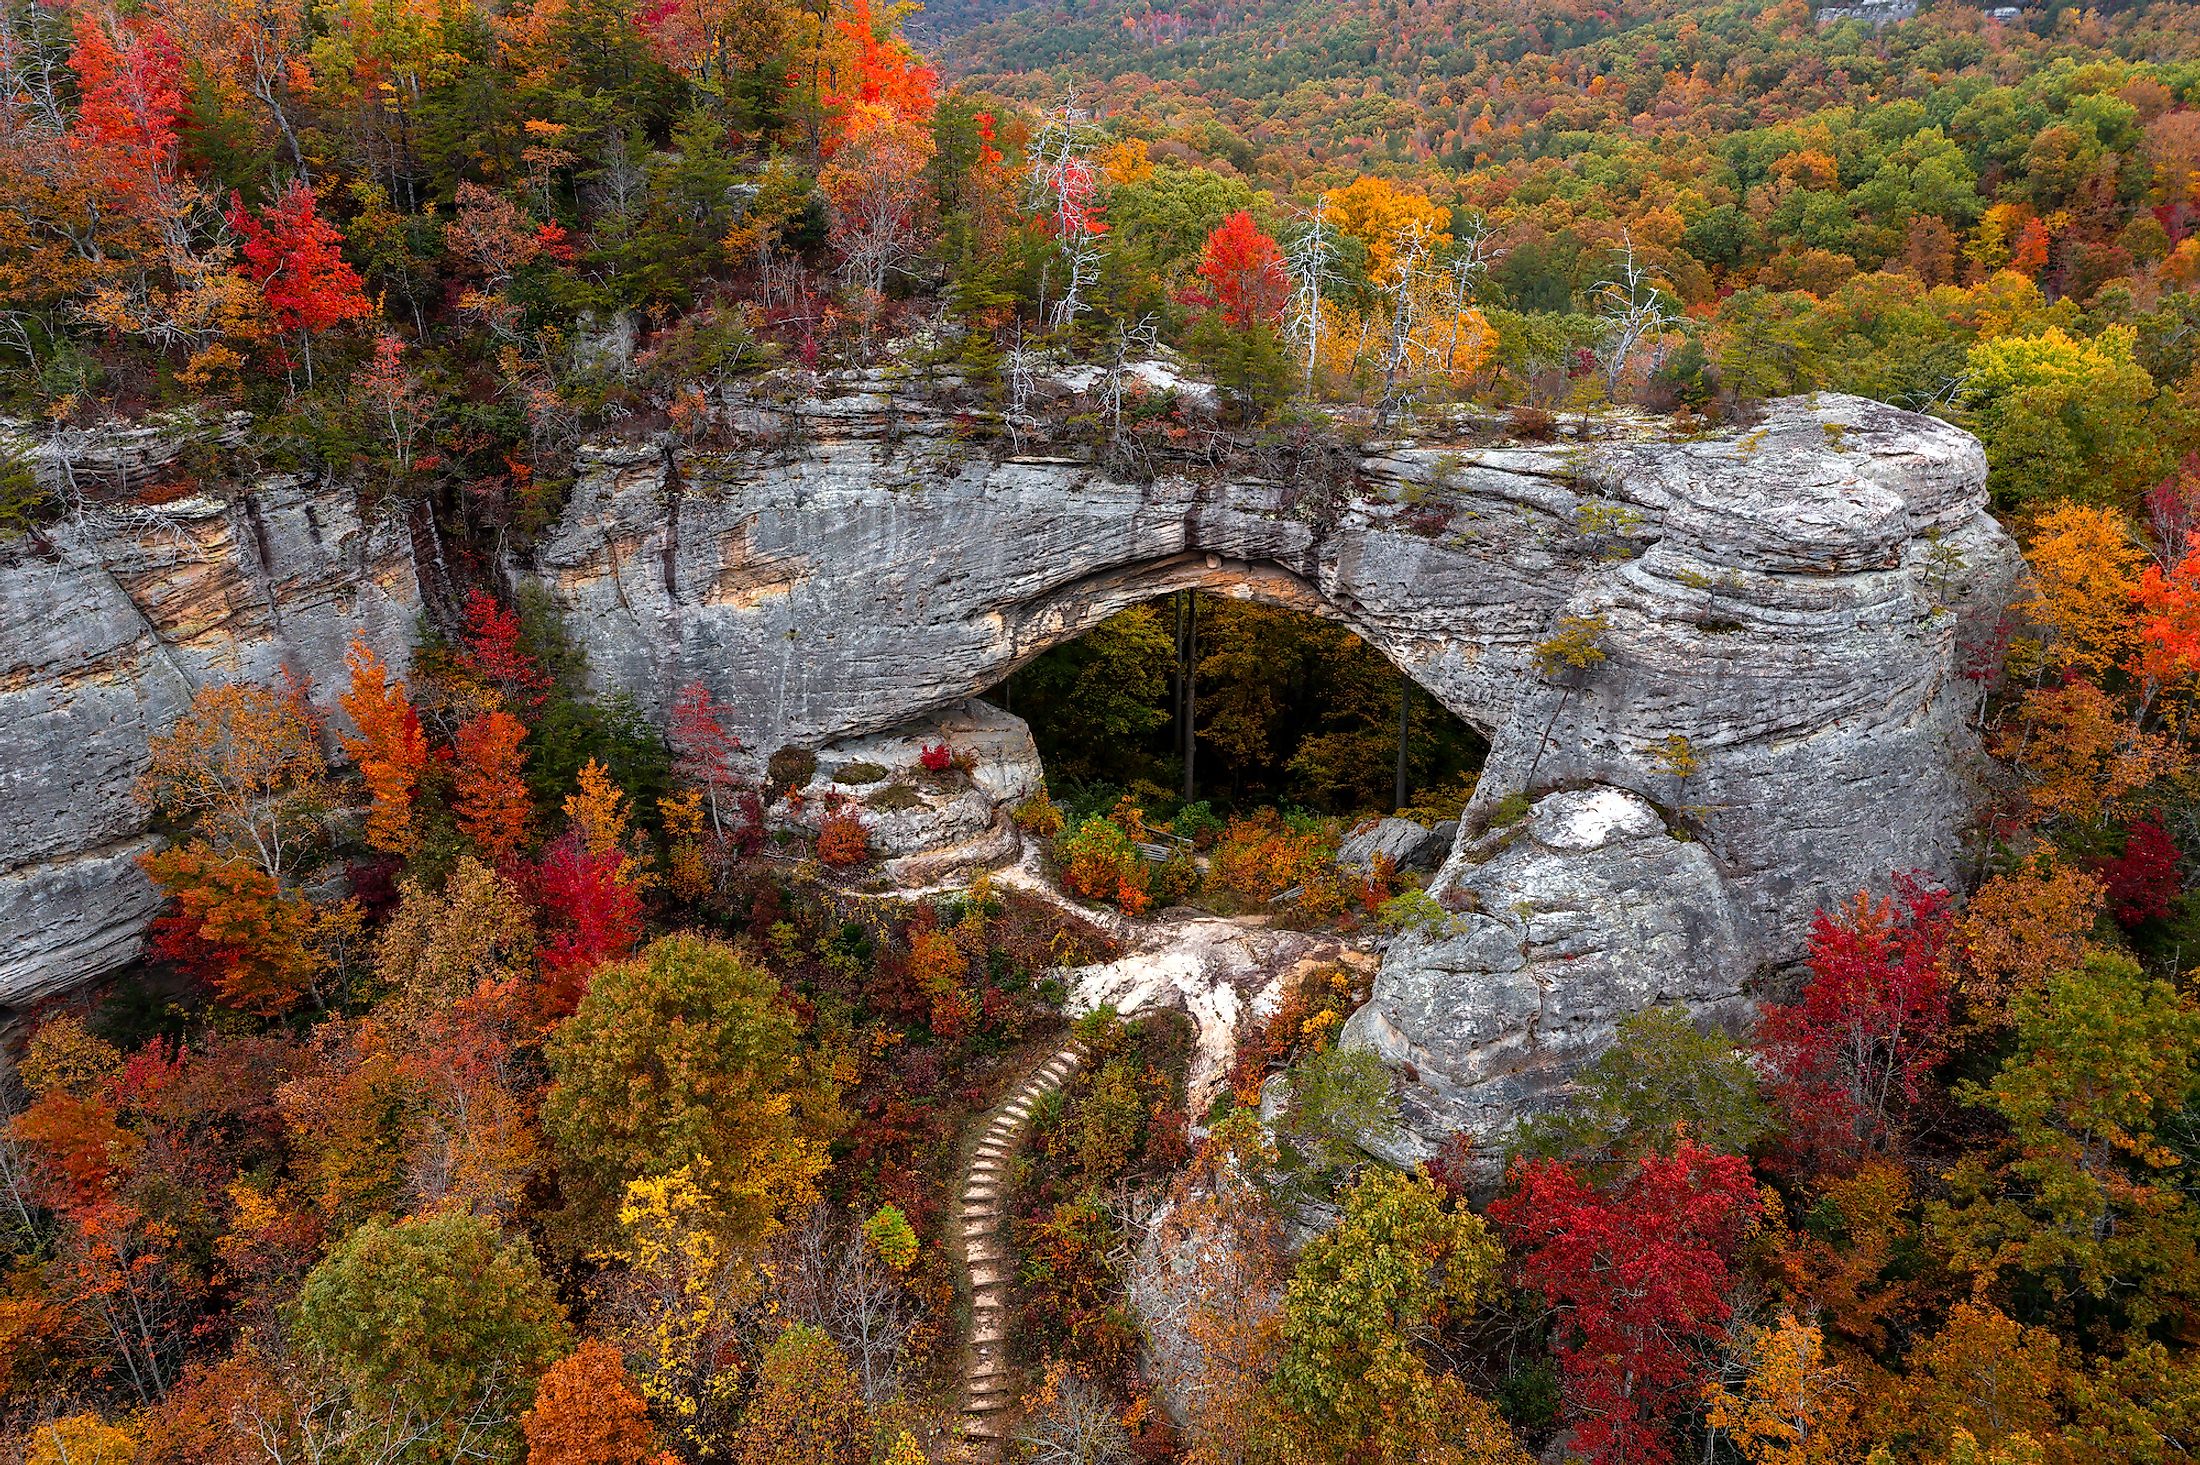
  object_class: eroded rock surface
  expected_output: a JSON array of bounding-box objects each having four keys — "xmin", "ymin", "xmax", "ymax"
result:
[
  {"xmin": 528, "ymin": 381, "xmax": 2018, "ymax": 1150},
  {"xmin": 0, "ymin": 474, "xmax": 419, "ymax": 1003},
  {"xmin": 0, "ymin": 384, "xmax": 2017, "ymax": 1161},
  {"xmin": 1339, "ymin": 787, "xmax": 1755, "ymax": 1168},
  {"xmin": 771, "ymin": 698, "xmax": 1043, "ymax": 884}
]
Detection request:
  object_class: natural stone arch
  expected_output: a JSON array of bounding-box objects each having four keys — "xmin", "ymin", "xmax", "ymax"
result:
[
  {"xmin": 0, "ymin": 381, "xmax": 2023, "ymax": 1160},
  {"xmin": 979, "ymin": 546, "xmax": 1499, "ymax": 740},
  {"xmin": 525, "ymin": 384, "xmax": 2019, "ymax": 1155}
]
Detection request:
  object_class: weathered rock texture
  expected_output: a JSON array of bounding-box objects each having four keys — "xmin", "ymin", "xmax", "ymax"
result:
[
  {"xmin": 528, "ymin": 381, "xmax": 2018, "ymax": 1151},
  {"xmin": 0, "ymin": 463, "xmax": 419, "ymax": 1005},
  {"xmin": 0, "ymin": 383, "xmax": 2017, "ymax": 1163},
  {"xmin": 771, "ymin": 697, "xmax": 1042, "ymax": 884}
]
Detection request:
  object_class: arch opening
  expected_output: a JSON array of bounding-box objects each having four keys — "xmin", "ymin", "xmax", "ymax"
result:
[{"xmin": 986, "ymin": 591, "xmax": 1487, "ymax": 821}]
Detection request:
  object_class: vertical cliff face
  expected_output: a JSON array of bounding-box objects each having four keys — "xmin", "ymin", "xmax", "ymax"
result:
[
  {"xmin": 0, "ymin": 458, "xmax": 419, "ymax": 1006},
  {"xmin": 526, "ymin": 380, "xmax": 2019, "ymax": 1153}
]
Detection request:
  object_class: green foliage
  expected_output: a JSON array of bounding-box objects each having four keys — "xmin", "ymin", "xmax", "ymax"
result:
[
  {"xmin": 296, "ymin": 1212, "xmax": 570, "ymax": 1432},
  {"xmin": 1268, "ymin": 1168, "xmax": 1509, "ymax": 1461},
  {"xmin": 1512, "ymin": 1005, "xmax": 1770, "ymax": 1169},
  {"xmin": 862, "ymin": 1203, "xmax": 919, "ymax": 1270},
  {"xmin": 1963, "ymin": 326, "xmax": 2170, "ymax": 510},
  {"xmin": 1280, "ymin": 1044, "xmax": 1400, "ymax": 1184},
  {"xmin": 1932, "ymin": 951, "xmax": 2200, "ymax": 1337},
  {"xmin": 0, "ymin": 445, "xmax": 48, "ymax": 534}
]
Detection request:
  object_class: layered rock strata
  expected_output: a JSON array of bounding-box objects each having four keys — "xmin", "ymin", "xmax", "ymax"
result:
[
  {"xmin": 528, "ymin": 382, "xmax": 2018, "ymax": 1152},
  {"xmin": 0, "ymin": 462, "xmax": 419, "ymax": 1004},
  {"xmin": 0, "ymin": 383, "xmax": 2018, "ymax": 1164}
]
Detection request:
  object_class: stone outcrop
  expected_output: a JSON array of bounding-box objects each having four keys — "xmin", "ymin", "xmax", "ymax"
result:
[
  {"xmin": 0, "ymin": 464, "xmax": 419, "ymax": 1006},
  {"xmin": 1341, "ymin": 788, "xmax": 1754, "ymax": 1166},
  {"xmin": 1336, "ymin": 815, "xmax": 1454, "ymax": 874},
  {"xmin": 527, "ymin": 379, "xmax": 2018, "ymax": 1152},
  {"xmin": 0, "ymin": 380, "xmax": 2018, "ymax": 1164},
  {"xmin": 770, "ymin": 697, "xmax": 1043, "ymax": 884}
]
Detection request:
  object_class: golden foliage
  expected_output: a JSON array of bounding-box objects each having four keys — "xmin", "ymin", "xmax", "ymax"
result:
[
  {"xmin": 1994, "ymin": 678, "xmax": 2182, "ymax": 823},
  {"xmin": 1953, "ymin": 858, "xmax": 2104, "ymax": 1024},
  {"xmin": 2017, "ymin": 504, "xmax": 2145, "ymax": 676},
  {"xmin": 1704, "ymin": 1315, "xmax": 1860, "ymax": 1465}
]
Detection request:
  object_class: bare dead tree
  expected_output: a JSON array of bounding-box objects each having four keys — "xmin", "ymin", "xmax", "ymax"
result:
[
  {"xmin": 1283, "ymin": 198, "xmax": 1341, "ymax": 396},
  {"xmin": 1592, "ymin": 229, "xmax": 1678, "ymax": 399},
  {"xmin": 1026, "ymin": 88, "xmax": 1108, "ymax": 339},
  {"xmin": 773, "ymin": 1204, "xmax": 918, "ymax": 1407}
]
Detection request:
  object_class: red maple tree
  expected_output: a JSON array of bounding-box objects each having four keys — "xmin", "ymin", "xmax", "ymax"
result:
[
  {"xmin": 1491, "ymin": 1142, "xmax": 1763, "ymax": 1465},
  {"xmin": 1188, "ymin": 210, "xmax": 1291, "ymax": 328},
  {"xmin": 67, "ymin": 8, "xmax": 183, "ymax": 207},
  {"xmin": 338, "ymin": 635, "xmax": 429, "ymax": 857},
  {"xmin": 450, "ymin": 711, "xmax": 534, "ymax": 865},
  {"xmin": 530, "ymin": 832, "xmax": 643, "ymax": 1018},
  {"xmin": 2093, "ymin": 817, "xmax": 2183, "ymax": 928},
  {"xmin": 669, "ymin": 681, "xmax": 750, "ymax": 844},
  {"xmin": 2132, "ymin": 550, "xmax": 2200, "ymax": 687},
  {"xmin": 1755, "ymin": 875, "xmax": 1954, "ymax": 1174},
  {"xmin": 823, "ymin": 0, "xmax": 939, "ymax": 150},
  {"xmin": 459, "ymin": 590, "xmax": 554, "ymax": 714},
  {"xmin": 227, "ymin": 180, "xmax": 371, "ymax": 380}
]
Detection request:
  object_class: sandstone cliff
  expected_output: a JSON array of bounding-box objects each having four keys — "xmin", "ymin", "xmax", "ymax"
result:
[
  {"xmin": 525, "ymin": 380, "xmax": 2018, "ymax": 1153},
  {"xmin": 0, "ymin": 422, "xmax": 419, "ymax": 1005},
  {"xmin": 0, "ymin": 384, "xmax": 2018, "ymax": 1163}
]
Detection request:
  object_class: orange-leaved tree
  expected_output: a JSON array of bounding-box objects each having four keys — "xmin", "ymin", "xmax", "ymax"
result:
[
  {"xmin": 338, "ymin": 634, "xmax": 430, "ymax": 857},
  {"xmin": 523, "ymin": 1338, "xmax": 660, "ymax": 1465},
  {"xmin": 452, "ymin": 710, "xmax": 534, "ymax": 864}
]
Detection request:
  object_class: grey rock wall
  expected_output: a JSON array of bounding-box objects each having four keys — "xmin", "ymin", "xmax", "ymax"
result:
[
  {"xmin": 0, "ymin": 384, "xmax": 2018, "ymax": 1162},
  {"xmin": 0, "ymin": 473, "xmax": 419, "ymax": 1005},
  {"xmin": 528, "ymin": 381, "xmax": 2018, "ymax": 1151}
]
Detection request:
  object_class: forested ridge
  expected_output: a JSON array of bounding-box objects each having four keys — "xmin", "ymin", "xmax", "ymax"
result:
[{"xmin": 6, "ymin": 0, "xmax": 2200, "ymax": 1458}]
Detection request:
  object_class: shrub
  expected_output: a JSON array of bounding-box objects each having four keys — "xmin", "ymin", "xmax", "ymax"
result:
[
  {"xmin": 816, "ymin": 811, "xmax": 871, "ymax": 868},
  {"xmin": 1015, "ymin": 789, "xmax": 1066, "ymax": 837},
  {"xmin": 831, "ymin": 760, "xmax": 888, "ymax": 785},
  {"xmin": 1057, "ymin": 814, "xmax": 1150, "ymax": 914},
  {"xmin": 1206, "ymin": 810, "xmax": 1328, "ymax": 906},
  {"xmin": 863, "ymin": 1203, "xmax": 919, "ymax": 1269},
  {"xmin": 768, "ymin": 746, "xmax": 818, "ymax": 791}
]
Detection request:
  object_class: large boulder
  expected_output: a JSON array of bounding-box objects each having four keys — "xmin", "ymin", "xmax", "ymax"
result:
[{"xmin": 1339, "ymin": 788, "xmax": 1754, "ymax": 1170}]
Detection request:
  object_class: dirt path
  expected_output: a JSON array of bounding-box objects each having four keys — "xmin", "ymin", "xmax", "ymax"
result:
[{"xmin": 953, "ymin": 1033, "xmax": 1090, "ymax": 1446}]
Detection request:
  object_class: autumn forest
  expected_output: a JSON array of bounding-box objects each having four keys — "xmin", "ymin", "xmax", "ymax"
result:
[{"xmin": 6, "ymin": 0, "xmax": 2200, "ymax": 1459}]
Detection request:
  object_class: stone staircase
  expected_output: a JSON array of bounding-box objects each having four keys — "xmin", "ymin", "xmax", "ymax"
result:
[{"xmin": 956, "ymin": 1035, "xmax": 1090, "ymax": 1445}]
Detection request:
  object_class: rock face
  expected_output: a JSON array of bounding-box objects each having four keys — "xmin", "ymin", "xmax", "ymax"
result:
[
  {"xmin": 771, "ymin": 698, "xmax": 1043, "ymax": 884},
  {"xmin": 1336, "ymin": 816, "xmax": 1453, "ymax": 874},
  {"xmin": 528, "ymin": 380, "xmax": 2018, "ymax": 1152},
  {"xmin": 0, "ymin": 467, "xmax": 420, "ymax": 1006},
  {"xmin": 1341, "ymin": 788, "xmax": 1754, "ymax": 1166},
  {"xmin": 0, "ymin": 382, "xmax": 2018, "ymax": 1163}
]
